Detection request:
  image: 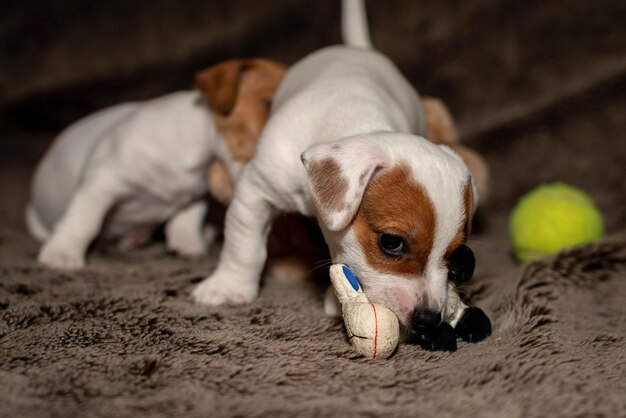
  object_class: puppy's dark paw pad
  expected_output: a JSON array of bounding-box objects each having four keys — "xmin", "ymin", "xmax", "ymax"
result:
[
  {"xmin": 416, "ymin": 323, "xmax": 457, "ymax": 352},
  {"xmin": 455, "ymin": 307, "xmax": 491, "ymax": 343}
]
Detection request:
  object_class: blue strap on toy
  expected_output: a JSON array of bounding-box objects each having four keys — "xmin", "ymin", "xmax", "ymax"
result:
[{"xmin": 342, "ymin": 265, "xmax": 361, "ymax": 292}]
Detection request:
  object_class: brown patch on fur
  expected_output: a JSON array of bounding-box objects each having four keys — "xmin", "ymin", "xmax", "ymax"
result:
[
  {"xmin": 353, "ymin": 165, "xmax": 436, "ymax": 276},
  {"xmin": 197, "ymin": 59, "xmax": 286, "ymax": 164},
  {"xmin": 464, "ymin": 183, "xmax": 474, "ymax": 237},
  {"xmin": 200, "ymin": 59, "xmax": 286, "ymax": 203},
  {"xmin": 445, "ymin": 183, "xmax": 474, "ymax": 258},
  {"xmin": 194, "ymin": 60, "xmax": 245, "ymax": 115},
  {"xmin": 307, "ymin": 158, "xmax": 349, "ymax": 226}
]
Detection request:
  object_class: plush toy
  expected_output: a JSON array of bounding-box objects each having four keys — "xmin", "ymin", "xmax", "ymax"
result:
[
  {"xmin": 510, "ymin": 182, "xmax": 604, "ymax": 262},
  {"xmin": 329, "ymin": 264, "xmax": 400, "ymax": 359},
  {"xmin": 441, "ymin": 282, "xmax": 466, "ymax": 328},
  {"xmin": 330, "ymin": 264, "xmax": 480, "ymax": 358}
]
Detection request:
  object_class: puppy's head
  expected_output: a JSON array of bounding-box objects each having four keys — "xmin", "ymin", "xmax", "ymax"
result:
[
  {"xmin": 301, "ymin": 133, "xmax": 477, "ymax": 336},
  {"xmin": 195, "ymin": 58, "xmax": 286, "ymax": 162}
]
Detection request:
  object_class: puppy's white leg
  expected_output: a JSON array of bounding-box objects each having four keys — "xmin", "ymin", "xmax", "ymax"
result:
[
  {"xmin": 192, "ymin": 176, "xmax": 275, "ymax": 306},
  {"xmin": 38, "ymin": 174, "xmax": 129, "ymax": 269},
  {"xmin": 165, "ymin": 199, "xmax": 208, "ymax": 258}
]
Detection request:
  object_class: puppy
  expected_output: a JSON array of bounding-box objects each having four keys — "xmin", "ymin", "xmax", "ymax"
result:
[
  {"xmin": 26, "ymin": 59, "xmax": 286, "ymax": 269},
  {"xmin": 193, "ymin": 0, "xmax": 490, "ymax": 350},
  {"xmin": 207, "ymin": 97, "xmax": 484, "ymax": 284}
]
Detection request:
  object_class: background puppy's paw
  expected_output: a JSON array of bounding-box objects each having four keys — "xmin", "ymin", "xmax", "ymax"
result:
[
  {"xmin": 192, "ymin": 273, "xmax": 258, "ymax": 306},
  {"xmin": 38, "ymin": 243, "xmax": 85, "ymax": 270},
  {"xmin": 454, "ymin": 307, "xmax": 492, "ymax": 343},
  {"xmin": 414, "ymin": 323, "xmax": 457, "ymax": 352},
  {"xmin": 165, "ymin": 229, "xmax": 207, "ymax": 259}
]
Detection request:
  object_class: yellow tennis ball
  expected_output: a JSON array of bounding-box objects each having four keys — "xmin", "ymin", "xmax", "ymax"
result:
[{"xmin": 509, "ymin": 183, "xmax": 604, "ymax": 262}]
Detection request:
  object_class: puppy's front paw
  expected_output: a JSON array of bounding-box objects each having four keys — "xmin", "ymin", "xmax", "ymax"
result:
[
  {"xmin": 38, "ymin": 242, "xmax": 85, "ymax": 270},
  {"xmin": 454, "ymin": 307, "xmax": 492, "ymax": 343},
  {"xmin": 414, "ymin": 323, "xmax": 457, "ymax": 352},
  {"xmin": 192, "ymin": 272, "xmax": 258, "ymax": 306}
]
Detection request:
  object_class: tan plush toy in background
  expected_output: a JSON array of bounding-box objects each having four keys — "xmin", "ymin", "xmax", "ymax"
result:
[{"xmin": 329, "ymin": 264, "xmax": 400, "ymax": 359}]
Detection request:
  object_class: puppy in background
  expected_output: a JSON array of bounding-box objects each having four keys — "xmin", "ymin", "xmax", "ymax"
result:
[
  {"xmin": 26, "ymin": 59, "xmax": 286, "ymax": 269},
  {"xmin": 193, "ymin": 0, "xmax": 491, "ymax": 351}
]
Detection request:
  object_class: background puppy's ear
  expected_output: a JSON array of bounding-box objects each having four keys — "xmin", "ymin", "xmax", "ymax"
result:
[
  {"xmin": 194, "ymin": 60, "xmax": 246, "ymax": 115},
  {"xmin": 301, "ymin": 138, "xmax": 387, "ymax": 232}
]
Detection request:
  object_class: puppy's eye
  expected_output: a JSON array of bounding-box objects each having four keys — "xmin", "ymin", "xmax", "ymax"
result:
[
  {"xmin": 379, "ymin": 233, "xmax": 406, "ymax": 256},
  {"xmin": 264, "ymin": 99, "xmax": 273, "ymax": 111},
  {"xmin": 448, "ymin": 244, "xmax": 475, "ymax": 284}
]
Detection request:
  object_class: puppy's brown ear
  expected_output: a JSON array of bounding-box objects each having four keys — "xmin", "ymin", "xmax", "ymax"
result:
[
  {"xmin": 194, "ymin": 60, "xmax": 245, "ymax": 115},
  {"xmin": 301, "ymin": 137, "xmax": 388, "ymax": 231}
]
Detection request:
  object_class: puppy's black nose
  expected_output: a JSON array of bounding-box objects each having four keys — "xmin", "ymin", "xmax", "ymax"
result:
[{"xmin": 413, "ymin": 309, "xmax": 442, "ymax": 331}]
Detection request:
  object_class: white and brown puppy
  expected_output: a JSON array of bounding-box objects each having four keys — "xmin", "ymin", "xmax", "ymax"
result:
[
  {"xmin": 193, "ymin": 0, "xmax": 490, "ymax": 351},
  {"xmin": 26, "ymin": 59, "xmax": 286, "ymax": 269}
]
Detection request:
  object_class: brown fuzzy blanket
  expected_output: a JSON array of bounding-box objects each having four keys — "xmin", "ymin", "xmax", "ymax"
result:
[{"xmin": 1, "ymin": 0, "xmax": 625, "ymax": 416}]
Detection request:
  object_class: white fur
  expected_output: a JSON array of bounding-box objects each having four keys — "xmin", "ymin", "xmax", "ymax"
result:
[{"xmin": 27, "ymin": 91, "xmax": 239, "ymax": 269}]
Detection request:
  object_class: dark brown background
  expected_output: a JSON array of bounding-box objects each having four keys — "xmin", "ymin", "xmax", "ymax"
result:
[{"xmin": 1, "ymin": 1, "xmax": 625, "ymax": 417}]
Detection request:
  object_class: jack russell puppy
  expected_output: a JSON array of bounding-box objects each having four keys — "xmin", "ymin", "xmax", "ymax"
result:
[
  {"xmin": 26, "ymin": 59, "xmax": 286, "ymax": 269},
  {"xmin": 192, "ymin": 0, "xmax": 491, "ymax": 351}
]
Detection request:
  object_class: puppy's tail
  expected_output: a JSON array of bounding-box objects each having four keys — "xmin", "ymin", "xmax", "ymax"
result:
[{"xmin": 342, "ymin": 0, "xmax": 373, "ymax": 49}]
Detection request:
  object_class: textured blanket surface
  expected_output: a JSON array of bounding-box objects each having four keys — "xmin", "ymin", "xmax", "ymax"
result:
[
  {"xmin": 1, "ymin": 232, "xmax": 625, "ymax": 417},
  {"xmin": 1, "ymin": 0, "xmax": 626, "ymax": 417}
]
